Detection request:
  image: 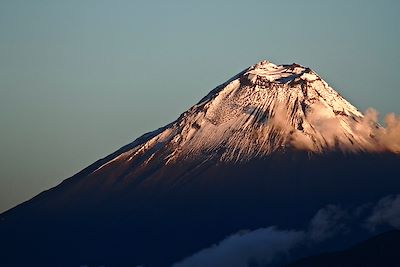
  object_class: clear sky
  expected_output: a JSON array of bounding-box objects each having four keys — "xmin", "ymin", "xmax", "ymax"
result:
[{"xmin": 0, "ymin": 0, "xmax": 399, "ymax": 212}]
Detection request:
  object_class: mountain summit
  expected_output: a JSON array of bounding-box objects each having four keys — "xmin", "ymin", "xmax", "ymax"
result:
[
  {"xmin": 1, "ymin": 60, "xmax": 399, "ymax": 267},
  {"xmin": 94, "ymin": 60, "xmax": 381, "ymax": 170}
]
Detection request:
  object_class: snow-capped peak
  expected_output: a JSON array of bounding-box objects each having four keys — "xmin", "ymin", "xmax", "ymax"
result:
[
  {"xmin": 245, "ymin": 60, "xmax": 316, "ymax": 84},
  {"xmin": 93, "ymin": 60, "xmax": 389, "ymax": 172}
]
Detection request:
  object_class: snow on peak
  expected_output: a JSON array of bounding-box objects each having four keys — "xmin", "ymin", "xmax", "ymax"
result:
[
  {"xmin": 93, "ymin": 60, "xmax": 389, "ymax": 172},
  {"xmin": 245, "ymin": 60, "xmax": 318, "ymax": 85}
]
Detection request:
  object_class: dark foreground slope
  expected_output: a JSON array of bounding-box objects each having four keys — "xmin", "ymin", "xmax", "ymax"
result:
[
  {"xmin": 284, "ymin": 230, "xmax": 400, "ymax": 267},
  {"xmin": 0, "ymin": 152, "xmax": 399, "ymax": 267}
]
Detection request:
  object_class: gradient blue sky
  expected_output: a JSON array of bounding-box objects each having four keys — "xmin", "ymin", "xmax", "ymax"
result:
[{"xmin": 1, "ymin": 0, "xmax": 399, "ymax": 212}]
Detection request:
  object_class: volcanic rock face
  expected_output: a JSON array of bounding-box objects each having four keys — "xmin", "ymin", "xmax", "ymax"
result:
[
  {"xmin": 0, "ymin": 60, "xmax": 399, "ymax": 267},
  {"xmin": 92, "ymin": 60, "xmax": 381, "ymax": 173}
]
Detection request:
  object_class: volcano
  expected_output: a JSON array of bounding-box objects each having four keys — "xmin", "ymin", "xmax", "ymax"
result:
[{"xmin": 1, "ymin": 60, "xmax": 399, "ymax": 267}]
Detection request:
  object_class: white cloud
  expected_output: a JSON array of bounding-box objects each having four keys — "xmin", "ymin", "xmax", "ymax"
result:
[
  {"xmin": 308, "ymin": 205, "xmax": 348, "ymax": 242},
  {"xmin": 366, "ymin": 194, "xmax": 400, "ymax": 230},
  {"xmin": 172, "ymin": 227, "xmax": 305, "ymax": 267},
  {"xmin": 172, "ymin": 196, "xmax": 400, "ymax": 267}
]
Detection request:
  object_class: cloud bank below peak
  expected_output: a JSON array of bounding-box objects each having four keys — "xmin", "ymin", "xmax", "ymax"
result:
[{"xmin": 173, "ymin": 194, "xmax": 400, "ymax": 267}]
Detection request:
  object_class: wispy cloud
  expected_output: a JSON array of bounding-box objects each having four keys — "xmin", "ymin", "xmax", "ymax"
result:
[
  {"xmin": 172, "ymin": 194, "xmax": 400, "ymax": 267},
  {"xmin": 172, "ymin": 205, "xmax": 352, "ymax": 267},
  {"xmin": 366, "ymin": 194, "xmax": 400, "ymax": 230},
  {"xmin": 172, "ymin": 227, "xmax": 305, "ymax": 267},
  {"xmin": 308, "ymin": 205, "xmax": 349, "ymax": 242},
  {"xmin": 265, "ymin": 101, "xmax": 400, "ymax": 153}
]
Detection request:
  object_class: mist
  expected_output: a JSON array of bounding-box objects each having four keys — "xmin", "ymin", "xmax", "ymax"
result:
[
  {"xmin": 268, "ymin": 101, "xmax": 400, "ymax": 153},
  {"xmin": 172, "ymin": 227, "xmax": 304, "ymax": 267}
]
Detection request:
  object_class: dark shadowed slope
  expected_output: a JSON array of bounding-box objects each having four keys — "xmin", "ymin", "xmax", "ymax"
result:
[
  {"xmin": 1, "ymin": 60, "xmax": 399, "ymax": 267},
  {"xmin": 1, "ymin": 152, "xmax": 399, "ymax": 266}
]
